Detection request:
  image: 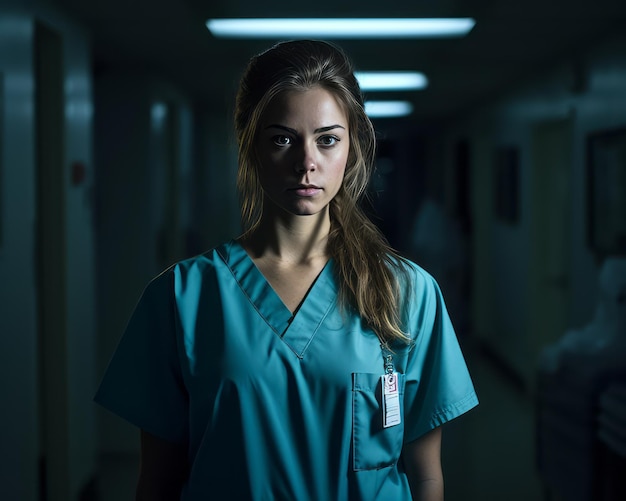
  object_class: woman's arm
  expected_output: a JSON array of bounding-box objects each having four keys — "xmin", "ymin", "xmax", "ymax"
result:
[
  {"xmin": 136, "ymin": 430, "xmax": 188, "ymax": 501},
  {"xmin": 402, "ymin": 427, "xmax": 444, "ymax": 501}
]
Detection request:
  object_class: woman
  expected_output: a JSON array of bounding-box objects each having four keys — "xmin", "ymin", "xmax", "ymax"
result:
[{"xmin": 95, "ymin": 40, "xmax": 478, "ymax": 500}]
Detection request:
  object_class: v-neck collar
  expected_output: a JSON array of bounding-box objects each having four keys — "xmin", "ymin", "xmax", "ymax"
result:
[{"xmin": 217, "ymin": 240, "xmax": 338, "ymax": 358}]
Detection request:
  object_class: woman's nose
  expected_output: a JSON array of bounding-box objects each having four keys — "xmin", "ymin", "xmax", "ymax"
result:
[{"xmin": 294, "ymin": 144, "xmax": 316, "ymax": 173}]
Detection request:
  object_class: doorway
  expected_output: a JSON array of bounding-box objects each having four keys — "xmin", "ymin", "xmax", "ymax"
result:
[
  {"xmin": 35, "ymin": 20, "xmax": 69, "ymax": 501},
  {"xmin": 528, "ymin": 117, "xmax": 573, "ymax": 382}
]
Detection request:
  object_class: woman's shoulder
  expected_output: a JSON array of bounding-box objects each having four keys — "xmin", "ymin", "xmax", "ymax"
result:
[
  {"xmin": 149, "ymin": 240, "xmax": 236, "ymax": 287},
  {"xmin": 175, "ymin": 242, "xmax": 229, "ymax": 271},
  {"xmin": 389, "ymin": 253, "xmax": 440, "ymax": 293}
]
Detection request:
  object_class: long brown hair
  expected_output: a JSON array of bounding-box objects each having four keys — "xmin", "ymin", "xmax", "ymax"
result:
[{"xmin": 234, "ymin": 40, "xmax": 411, "ymax": 345}]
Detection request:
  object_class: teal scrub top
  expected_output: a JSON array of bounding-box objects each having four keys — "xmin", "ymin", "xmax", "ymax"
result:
[{"xmin": 95, "ymin": 240, "xmax": 478, "ymax": 500}]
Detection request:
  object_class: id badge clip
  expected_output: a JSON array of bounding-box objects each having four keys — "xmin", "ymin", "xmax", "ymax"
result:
[{"xmin": 381, "ymin": 354, "xmax": 401, "ymax": 428}]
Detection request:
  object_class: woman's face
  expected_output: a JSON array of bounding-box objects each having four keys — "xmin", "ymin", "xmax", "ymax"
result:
[{"xmin": 256, "ymin": 86, "xmax": 350, "ymax": 219}]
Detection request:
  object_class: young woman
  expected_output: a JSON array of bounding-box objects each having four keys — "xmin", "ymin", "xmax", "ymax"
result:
[{"xmin": 95, "ymin": 40, "xmax": 478, "ymax": 500}]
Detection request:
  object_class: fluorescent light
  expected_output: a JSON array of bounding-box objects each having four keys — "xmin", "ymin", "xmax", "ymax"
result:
[
  {"xmin": 355, "ymin": 71, "xmax": 428, "ymax": 91},
  {"xmin": 365, "ymin": 101, "xmax": 414, "ymax": 118},
  {"xmin": 206, "ymin": 18, "xmax": 475, "ymax": 39}
]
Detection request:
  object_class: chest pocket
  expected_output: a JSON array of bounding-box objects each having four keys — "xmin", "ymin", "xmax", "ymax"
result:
[{"xmin": 351, "ymin": 372, "xmax": 406, "ymax": 471}]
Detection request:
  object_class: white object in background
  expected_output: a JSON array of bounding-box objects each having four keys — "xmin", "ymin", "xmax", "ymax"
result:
[{"xmin": 540, "ymin": 257, "xmax": 626, "ymax": 373}]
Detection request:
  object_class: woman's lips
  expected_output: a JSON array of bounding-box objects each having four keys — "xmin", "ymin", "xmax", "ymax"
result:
[{"xmin": 290, "ymin": 185, "xmax": 321, "ymax": 197}]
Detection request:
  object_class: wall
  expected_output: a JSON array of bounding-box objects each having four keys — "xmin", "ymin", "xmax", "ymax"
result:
[
  {"xmin": 192, "ymin": 106, "xmax": 240, "ymax": 251},
  {"xmin": 95, "ymin": 75, "xmax": 185, "ymax": 453},
  {"xmin": 0, "ymin": 10, "xmax": 39, "ymax": 501},
  {"xmin": 441, "ymin": 30, "xmax": 626, "ymax": 386},
  {"xmin": 94, "ymin": 76, "xmax": 241, "ymax": 455},
  {"xmin": 0, "ymin": 1, "xmax": 96, "ymax": 499}
]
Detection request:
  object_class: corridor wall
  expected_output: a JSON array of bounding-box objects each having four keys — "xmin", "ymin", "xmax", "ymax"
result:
[
  {"xmin": 441, "ymin": 30, "xmax": 626, "ymax": 387},
  {"xmin": 0, "ymin": 1, "xmax": 96, "ymax": 500}
]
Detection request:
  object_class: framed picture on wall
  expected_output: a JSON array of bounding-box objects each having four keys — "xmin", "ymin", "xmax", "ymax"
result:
[
  {"xmin": 453, "ymin": 139, "xmax": 472, "ymax": 233},
  {"xmin": 586, "ymin": 127, "xmax": 626, "ymax": 258},
  {"xmin": 493, "ymin": 146, "xmax": 520, "ymax": 224}
]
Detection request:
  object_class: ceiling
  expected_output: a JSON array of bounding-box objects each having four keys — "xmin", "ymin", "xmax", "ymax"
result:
[{"xmin": 51, "ymin": 0, "xmax": 626, "ymax": 123}]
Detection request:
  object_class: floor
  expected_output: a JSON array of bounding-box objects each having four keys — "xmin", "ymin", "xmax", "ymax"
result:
[
  {"xmin": 441, "ymin": 340, "xmax": 544, "ymax": 501},
  {"xmin": 95, "ymin": 340, "xmax": 544, "ymax": 501},
  {"xmin": 96, "ymin": 453, "xmax": 138, "ymax": 501}
]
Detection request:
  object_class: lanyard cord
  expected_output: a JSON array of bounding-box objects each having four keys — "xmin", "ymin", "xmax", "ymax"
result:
[{"xmin": 381, "ymin": 345, "xmax": 395, "ymax": 375}]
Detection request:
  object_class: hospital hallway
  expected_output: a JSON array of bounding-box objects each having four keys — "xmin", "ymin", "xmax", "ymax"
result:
[
  {"xmin": 4, "ymin": 2, "xmax": 626, "ymax": 500},
  {"xmin": 95, "ymin": 339, "xmax": 543, "ymax": 501}
]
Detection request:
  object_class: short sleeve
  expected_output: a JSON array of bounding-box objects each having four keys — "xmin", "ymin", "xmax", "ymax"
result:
[
  {"xmin": 402, "ymin": 271, "xmax": 478, "ymax": 443},
  {"xmin": 94, "ymin": 269, "xmax": 189, "ymax": 444}
]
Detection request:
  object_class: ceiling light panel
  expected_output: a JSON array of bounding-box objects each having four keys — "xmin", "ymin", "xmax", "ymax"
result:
[
  {"xmin": 206, "ymin": 18, "xmax": 476, "ymax": 39},
  {"xmin": 355, "ymin": 72, "xmax": 428, "ymax": 91},
  {"xmin": 364, "ymin": 101, "xmax": 414, "ymax": 118}
]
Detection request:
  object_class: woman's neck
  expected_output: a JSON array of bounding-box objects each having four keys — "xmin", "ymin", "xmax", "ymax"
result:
[{"xmin": 240, "ymin": 208, "xmax": 331, "ymax": 265}]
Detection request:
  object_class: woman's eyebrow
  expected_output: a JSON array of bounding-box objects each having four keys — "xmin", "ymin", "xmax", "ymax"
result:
[
  {"xmin": 265, "ymin": 124, "xmax": 297, "ymax": 134},
  {"xmin": 314, "ymin": 124, "xmax": 345, "ymax": 133},
  {"xmin": 265, "ymin": 124, "xmax": 346, "ymax": 134}
]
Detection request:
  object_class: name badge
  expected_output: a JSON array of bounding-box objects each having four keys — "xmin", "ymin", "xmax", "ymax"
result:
[{"xmin": 381, "ymin": 373, "xmax": 401, "ymax": 428}]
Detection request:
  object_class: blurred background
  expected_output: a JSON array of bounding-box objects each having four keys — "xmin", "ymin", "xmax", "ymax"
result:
[{"xmin": 1, "ymin": 0, "xmax": 626, "ymax": 499}]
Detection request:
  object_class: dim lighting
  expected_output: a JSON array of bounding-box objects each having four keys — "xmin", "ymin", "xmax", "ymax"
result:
[
  {"xmin": 364, "ymin": 101, "xmax": 414, "ymax": 118},
  {"xmin": 355, "ymin": 72, "xmax": 428, "ymax": 91},
  {"xmin": 206, "ymin": 18, "xmax": 476, "ymax": 39}
]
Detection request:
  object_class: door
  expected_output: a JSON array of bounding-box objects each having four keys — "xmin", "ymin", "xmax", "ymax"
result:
[
  {"xmin": 35, "ymin": 21, "xmax": 69, "ymax": 501},
  {"xmin": 528, "ymin": 117, "xmax": 573, "ymax": 380}
]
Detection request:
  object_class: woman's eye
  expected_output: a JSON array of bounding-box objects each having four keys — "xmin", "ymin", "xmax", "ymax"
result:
[
  {"xmin": 273, "ymin": 135, "xmax": 292, "ymax": 146},
  {"xmin": 318, "ymin": 135, "xmax": 339, "ymax": 147}
]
